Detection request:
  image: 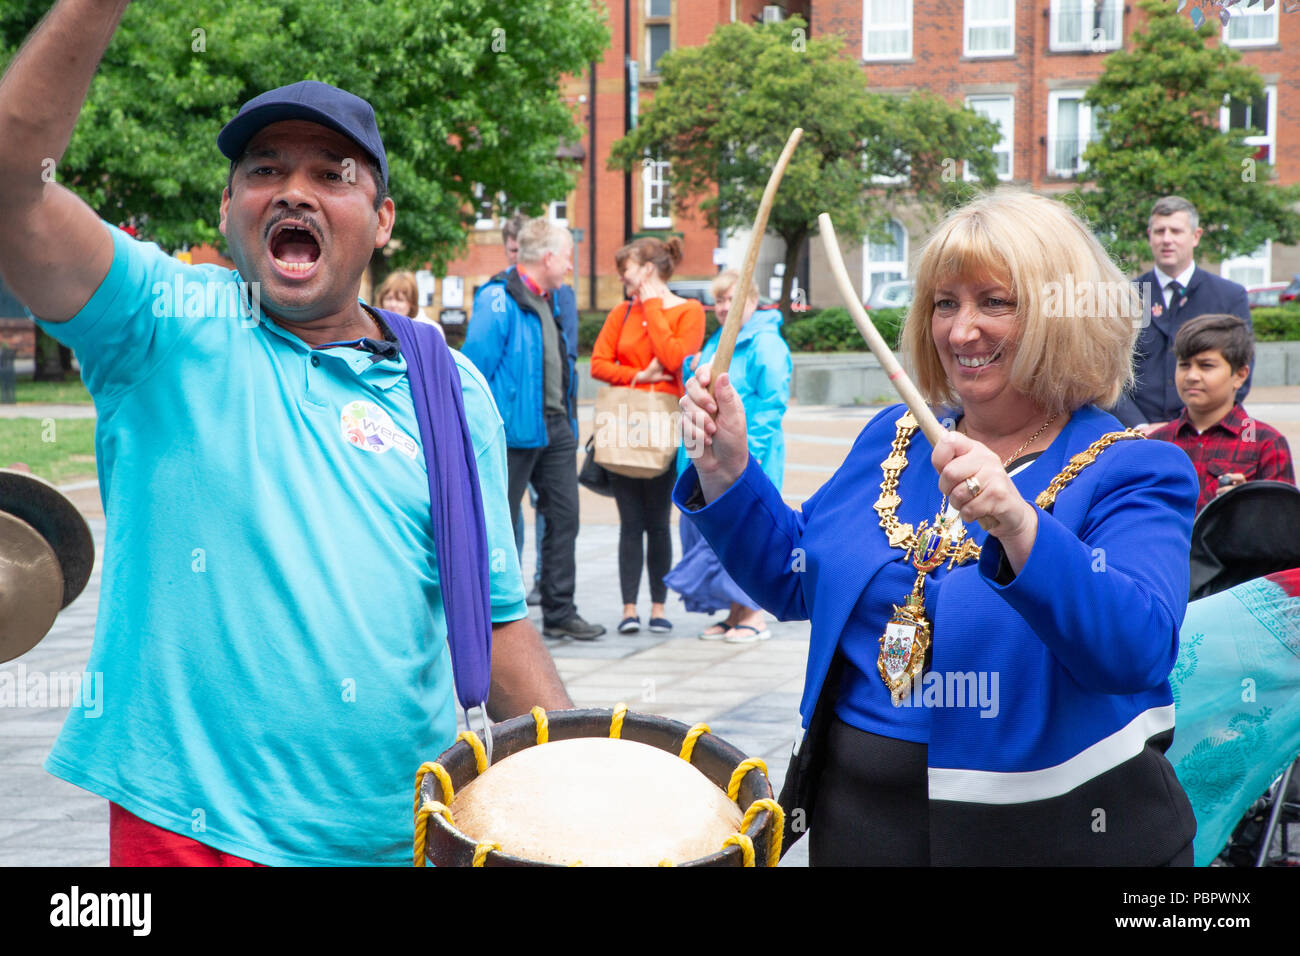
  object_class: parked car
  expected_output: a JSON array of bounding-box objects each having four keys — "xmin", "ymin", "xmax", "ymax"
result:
[
  {"xmin": 864, "ymin": 279, "xmax": 914, "ymax": 310},
  {"xmin": 666, "ymin": 280, "xmax": 716, "ymax": 312},
  {"xmin": 669, "ymin": 278, "xmax": 806, "ymax": 314},
  {"xmin": 1247, "ymin": 283, "xmax": 1288, "ymax": 309},
  {"xmin": 1280, "ymin": 275, "xmax": 1300, "ymax": 305}
]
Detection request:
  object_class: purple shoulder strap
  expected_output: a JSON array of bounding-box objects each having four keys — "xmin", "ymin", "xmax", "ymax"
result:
[{"xmin": 381, "ymin": 310, "xmax": 493, "ymax": 712}]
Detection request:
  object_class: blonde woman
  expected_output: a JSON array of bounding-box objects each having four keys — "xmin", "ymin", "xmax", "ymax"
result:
[{"xmin": 676, "ymin": 191, "xmax": 1199, "ymax": 866}]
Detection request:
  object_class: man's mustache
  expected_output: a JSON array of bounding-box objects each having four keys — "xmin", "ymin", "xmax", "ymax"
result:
[{"xmin": 263, "ymin": 212, "xmax": 324, "ymax": 244}]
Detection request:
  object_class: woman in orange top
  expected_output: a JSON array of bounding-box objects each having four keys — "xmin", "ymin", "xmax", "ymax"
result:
[{"xmin": 591, "ymin": 237, "xmax": 706, "ymax": 635}]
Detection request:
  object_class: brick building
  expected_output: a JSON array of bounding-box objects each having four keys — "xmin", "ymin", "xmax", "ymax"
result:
[
  {"xmin": 808, "ymin": 0, "xmax": 1300, "ymax": 304},
  {"xmin": 435, "ymin": 1, "xmax": 812, "ymax": 327},
  {"xmin": 436, "ymin": 0, "xmax": 1299, "ymax": 326}
]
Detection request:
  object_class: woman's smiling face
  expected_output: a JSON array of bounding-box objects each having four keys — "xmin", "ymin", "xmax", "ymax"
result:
[{"xmin": 930, "ymin": 273, "xmax": 1022, "ymax": 411}]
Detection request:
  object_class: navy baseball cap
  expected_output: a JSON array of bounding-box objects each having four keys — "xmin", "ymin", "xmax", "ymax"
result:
[{"xmin": 218, "ymin": 80, "xmax": 389, "ymax": 187}]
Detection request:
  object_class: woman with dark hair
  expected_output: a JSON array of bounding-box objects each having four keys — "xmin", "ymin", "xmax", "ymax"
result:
[{"xmin": 591, "ymin": 237, "xmax": 705, "ymax": 635}]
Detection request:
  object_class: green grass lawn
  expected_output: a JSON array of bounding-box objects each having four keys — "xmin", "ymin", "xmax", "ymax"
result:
[
  {"xmin": 0, "ymin": 418, "xmax": 96, "ymax": 484},
  {"xmin": 14, "ymin": 375, "xmax": 93, "ymax": 405}
]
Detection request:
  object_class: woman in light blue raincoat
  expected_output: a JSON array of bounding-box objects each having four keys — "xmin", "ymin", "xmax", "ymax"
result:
[{"xmin": 664, "ymin": 270, "xmax": 792, "ymax": 642}]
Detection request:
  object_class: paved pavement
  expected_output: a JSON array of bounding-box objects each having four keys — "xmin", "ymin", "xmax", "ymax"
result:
[
  {"xmin": 5, "ymin": 388, "xmax": 1300, "ymax": 867},
  {"xmin": 4, "ymin": 399, "xmax": 882, "ymax": 868}
]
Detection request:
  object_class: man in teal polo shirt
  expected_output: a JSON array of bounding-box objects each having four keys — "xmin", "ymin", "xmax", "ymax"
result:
[{"xmin": 0, "ymin": 1, "xmax": 571, "ymax": 865}]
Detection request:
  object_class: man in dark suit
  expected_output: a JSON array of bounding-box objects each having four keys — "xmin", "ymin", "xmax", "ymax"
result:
[{"xmin": 1111, "ymin": 196, "xmax": 1251, "ymax": 431}]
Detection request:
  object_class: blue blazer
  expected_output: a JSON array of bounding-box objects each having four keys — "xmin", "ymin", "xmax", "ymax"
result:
[
  {"xmin": 1112, "ymin": 268, "xmax": 1251, "ymax": 427},
  {"xmin": 675, "ymin": 403, "xmax": 1201, "ymax": 864}
]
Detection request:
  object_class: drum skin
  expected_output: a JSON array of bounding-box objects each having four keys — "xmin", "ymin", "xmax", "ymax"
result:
[{"xmin": 420, "ymin": 708, "xmax": 778, "ymax": 867}]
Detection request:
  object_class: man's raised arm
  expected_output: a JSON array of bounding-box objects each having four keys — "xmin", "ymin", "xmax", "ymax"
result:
[{"xmin": 0, "ymin": 0, "xmax": 129, "ymax": 321}]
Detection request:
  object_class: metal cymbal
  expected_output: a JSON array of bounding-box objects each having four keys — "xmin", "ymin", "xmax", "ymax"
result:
[
  {"xmin": 0, "ymin": 469, "xmax": 93, "ymax": 609},
  {"xmin": 0, "ymin": 511, "xmax": 64, "ymax": 664}
]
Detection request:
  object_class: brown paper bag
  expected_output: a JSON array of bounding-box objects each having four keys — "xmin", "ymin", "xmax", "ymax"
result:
[{"xmin": 591, "ymin": 386, "xmax": 680, "ymax": 479}]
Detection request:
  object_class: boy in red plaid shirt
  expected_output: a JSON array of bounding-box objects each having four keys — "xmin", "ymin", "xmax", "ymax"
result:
[{"xmin": 1148, "ymin": 314, "xmax": 1295, "ymax": 512}]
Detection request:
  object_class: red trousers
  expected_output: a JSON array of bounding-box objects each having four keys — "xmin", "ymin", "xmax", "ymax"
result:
[{"xmin": 109, "ymin": 802, "xmax": 266, "ymax": 867}]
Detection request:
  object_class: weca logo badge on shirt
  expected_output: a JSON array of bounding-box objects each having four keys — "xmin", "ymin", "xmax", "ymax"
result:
[{"xmin": 340, "ymin": 400, "xmax": 418, "ymax": 459}]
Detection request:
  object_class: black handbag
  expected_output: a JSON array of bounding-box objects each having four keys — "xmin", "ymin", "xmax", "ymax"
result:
[{"xmin": 578, "ymin": 436, "xmax": 614, "ymax": 497}]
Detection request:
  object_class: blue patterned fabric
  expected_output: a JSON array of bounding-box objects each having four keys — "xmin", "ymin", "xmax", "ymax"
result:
[
  {"xmin": 662, "ymin": 516, "xmax": 758, "ymax": 614},
  {"xmin": 1168, "ymin": 570, "xmax": 1300, "ymax": 865}
]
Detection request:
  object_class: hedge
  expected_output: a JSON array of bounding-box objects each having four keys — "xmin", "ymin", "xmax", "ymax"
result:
[
  {"xmin": 782, "ymin": 307, "xmax": 905, "ymax": 352},
  {"xmin": 1249, "ymin": 305, "xmax": 1300, "ymax": 342}
]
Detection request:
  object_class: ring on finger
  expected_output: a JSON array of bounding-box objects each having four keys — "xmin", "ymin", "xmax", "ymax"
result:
[{"xmin": 964, "ymin": 476, "xmax": 983, "ymax": 499}]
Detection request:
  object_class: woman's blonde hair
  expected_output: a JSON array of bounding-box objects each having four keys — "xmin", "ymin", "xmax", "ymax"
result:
[
  {"xmin": 900, "ymin": 190, "xmax": 1137, "ymax": 415},
  {"xmin": 710, "ymin": 269, "xmax": 759, "ymax": 305},
  {"xmin": 374, "ymin": 270, "xmax": 419, "ymax": 318}
]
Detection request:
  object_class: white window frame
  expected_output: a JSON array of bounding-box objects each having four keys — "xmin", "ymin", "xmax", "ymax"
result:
[
  {"xmin": 862, "ymin": 219, "xmax": 908, "ymax": 301},
  {"xmin": 1220, "ymin": 84, "xmax": 1276, "ymax": 168},
  {"xmin": 641, "ymin": 158, "xmax": 672, "ymax": 229},
  {"xmin": 1222, "ymin": 241, "xmax": 1271, "ymax": 287},
  {"xmin": 965, "ymin": 95, "xmax": 1014, "ymax": 182},
  {"xmin": 862, "ymin": 0, "xmax": 913, "ymax": 62},
  {"xmin": 473, "ymin": 184, "xmax": 504, "ymax": 230},
  {"xmin": 548, "ymin": 198, "xmax": 569, "ymax": 228},
  {"xmin": 645, "ymin": 0, "xmax": 672, "ymax": 74},
  {"xmin": 869, "ymin": 145, "xmax": 909, "ymax": 186},
  {"xmin": 964, "ymin": 0, "xmax": 1014, "ymax": 57},
  {"xmin": 1222, "ymin": 2, "xmax": 1278, "ymax": 48},
  {"xmin": 1046, "ymin": 89, "xmax": 1096, "ymax": 177},
  {"xmin": 1049, "ymin": 0, "xmax": 1123, "ymax": 53}
]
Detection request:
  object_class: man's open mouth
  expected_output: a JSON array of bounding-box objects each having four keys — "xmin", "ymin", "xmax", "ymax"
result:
[{"xmin": 268, "ymin": 222, "xmax": 322, "ymax": 276}]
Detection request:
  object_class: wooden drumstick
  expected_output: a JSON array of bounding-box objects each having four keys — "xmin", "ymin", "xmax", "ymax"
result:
[
  {"xmin": 819, "ymin": 213, "xmax": 994, "ymax": 531},
  {"xmin": 817, "ymin": 212, "xmax": 946, "ymax": 446},
  {"xmin": 709, "ymin": 128, "xmax": 803, "ymax": 393}
]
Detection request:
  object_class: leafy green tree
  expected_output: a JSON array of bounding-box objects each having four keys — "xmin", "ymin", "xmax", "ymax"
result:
[
  {"xmin": 608, "ymin": 17, "xmax": 1001, "ymax": 315},
  {"xmin": 1, "ymin": 0, "xmax": 605, "ymax": 379},
  {"xmin": 0, "ymin": 0, "xmax": 607, "ymax": 265},
  {"xmin": 1072, "ymin": 0, "xmax": 1300, "ymax": 270}
]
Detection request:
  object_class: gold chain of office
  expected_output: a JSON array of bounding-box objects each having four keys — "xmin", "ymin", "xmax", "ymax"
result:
[{"xmin": 872, "ymin": 411, "xmax": 1145, "ymax": 556}]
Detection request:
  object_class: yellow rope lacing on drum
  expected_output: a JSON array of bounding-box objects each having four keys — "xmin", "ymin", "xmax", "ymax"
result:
[
  {"xmin": 413, "ymin": 733, "xmax": 490, "ymax": 866},
  {"xmin": 413, "ymin": 799, "xmax": 455, "ymax": 867},
  {"xmin": 609, "ymin": 702, "xmax": 628, "ymax": 738},
  {"xmin": 720, "ymin": 760, "xmax": 784, "ymax": 867},
  {"xmin": 679, "ymin": 723, "xmax": 710, "ymax": 763},
  {"xmin": 739, "ymin": 798, "xmax": 785, "ymax": 868},
  {"xmin": 413, "ymin": 761, "xmax": 454, "ymax": 818},
  {"xmin": 726, "ymin": 757, "xmax": 768, "ymax": 802},
  {"xmin": 723, "ymin": 833, "xmax": 756, "ymax": 867},
  {"xmin": 458, "ymin": 730, "xmax": 489, "ymax": 774},
  {"xmin": 531, "ymin": 705, "xmax": 549, "ymax": 744},
  {"xmin": 472, "ymin": 842, "xmax": 501, "ymax": 867}
]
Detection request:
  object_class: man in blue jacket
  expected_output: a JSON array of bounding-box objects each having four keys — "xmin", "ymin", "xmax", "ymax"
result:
[
  {"xmin": 496, "ymin": 215, "xmax": 580, "ymax": 608},
  {"xmin": 464, "ymin": 219, "xmax": 604, "ymax": 640},
  {"xmin": 1112, "ymin": 196, "xmax": 1252, "ymax": 430}
]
